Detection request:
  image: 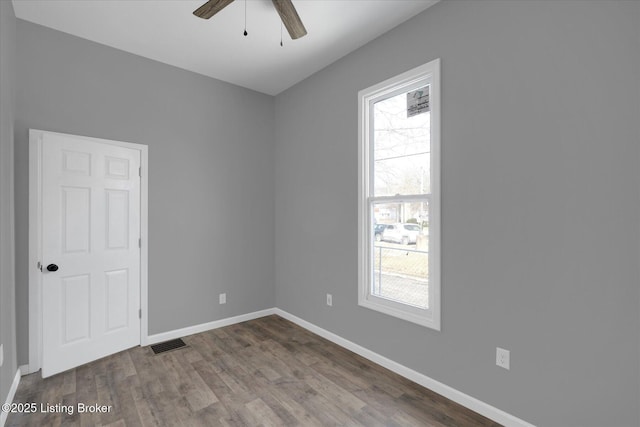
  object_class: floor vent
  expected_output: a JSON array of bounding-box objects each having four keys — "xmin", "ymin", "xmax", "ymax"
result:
[{"xmin": 150, "ymin": 338, "xmax": 187, "ymax": 355}]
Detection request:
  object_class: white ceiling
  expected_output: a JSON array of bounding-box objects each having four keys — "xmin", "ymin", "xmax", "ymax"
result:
[{"xmin": 12, "ymin": 0, "xmax": 439, "ymax": 95}]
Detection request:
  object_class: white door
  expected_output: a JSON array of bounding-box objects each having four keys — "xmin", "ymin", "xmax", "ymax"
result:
[{"xmin": 41, "ymin": 132, "xmax": 141, "ymax": 377}]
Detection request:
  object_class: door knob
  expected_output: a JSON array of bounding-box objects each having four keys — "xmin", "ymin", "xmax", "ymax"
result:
[{"xmin": 46, "ymin": 264, "xmax": 59, "ymax": 272}]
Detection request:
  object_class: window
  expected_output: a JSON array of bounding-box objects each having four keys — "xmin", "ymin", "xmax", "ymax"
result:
[{"xmin": 358, "ymin": 59, "xmax": 441, "ymax": 329}]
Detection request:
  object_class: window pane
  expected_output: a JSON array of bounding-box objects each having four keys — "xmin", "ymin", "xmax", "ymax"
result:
[
  {"xmin": 373, "ymin": 87, "xmax": 430, "ymax": 197},
  {"xmin": 372, "ymin": 200, "xmax": 429, "ymax": 227},
  {"xmin": 372, "ymin": 242, "xmax": 429, "ymax": 309},
  {"xmin": 374, "ymin": 153, "xmax": 430, "ymax": 197},
  {"xmin": 372, "ymin": 201, "xmax": 429, "ymax": 309}
]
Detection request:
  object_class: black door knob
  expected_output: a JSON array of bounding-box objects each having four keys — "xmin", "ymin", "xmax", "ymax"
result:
[{"xmin": 46, "ymin": 264, "xmax": 59, "ymax": 272}]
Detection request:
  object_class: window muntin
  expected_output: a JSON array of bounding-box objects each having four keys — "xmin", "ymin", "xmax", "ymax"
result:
[{"xmin": 358, "ymin": 59, "xmax": 440, "ymax": 330}]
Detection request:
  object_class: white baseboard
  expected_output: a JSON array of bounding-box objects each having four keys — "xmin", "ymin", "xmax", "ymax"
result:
[
  {"xmin": 18, "ymin": 365, "xmax": 29, "ymax": 376},
  {"xmin": 133, "ymin": 306, "xmax": 534, "ymax": 427},
  {"xmin": 273, "ymin": 308, "xmax": 535, "ymax": 427},
  {"xmin": 1, "ymin": 369, "xmax": 21, "ymax": 427},
  {"xmin": 145, "ymin": 308, "xmax": 276, "ymax": 345}
]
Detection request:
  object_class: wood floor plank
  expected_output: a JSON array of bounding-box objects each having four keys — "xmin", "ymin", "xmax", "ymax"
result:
[
  {"xmin": 132, "ymin": 384, "xmax": 159, "ymax": 427},
  {"xmin": 259, "ymin": 392, "xmax": 311, "ymax": 427},
  {"xmin": 184, "ymin": 369, "xmax": 219, "ymax": 412},
  {"xmin": 244, "ymin": 398, "xmax": 286, "ymax": 427},
  {"xmin": 111, "ymin": 375, "xmax": 144, "ymax": 427},
  {"xmin": 304, "ymin": 373, "xmax": 367, "ymax": 414},
  {"xmin": 7, "ymin": 315, "xmax": 502, "ymax": 427}
]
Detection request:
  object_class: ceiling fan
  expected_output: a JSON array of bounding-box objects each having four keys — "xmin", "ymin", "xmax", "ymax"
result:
[{"xmin": 193, "ymin": 0, "xmax": 307, "ymax": 40}]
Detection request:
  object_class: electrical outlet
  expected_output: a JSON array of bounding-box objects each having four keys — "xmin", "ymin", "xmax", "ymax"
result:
[
  {"xmin": 496, "ymin": 347, "xmax": 510, "ymax": 370},
  {"xmin": 0, "ymin": 344, "xmax": 3, "ymax": 367},
  {"xmin": 326, "ymin": 294, "xmax": 333, "ymax": 306},
  {"xmin": 219, "ymin": 293, "xmax": 226, "ymax": 305}
]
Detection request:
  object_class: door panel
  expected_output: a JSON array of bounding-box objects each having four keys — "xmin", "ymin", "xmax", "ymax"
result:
[
  {"xmin": 105, "ymin": 269, "xmax": 129, "ymax": 332},
  {"xmin": 105, "ymin": 156, "xmax": 129, "ymax": 179},
  {"xmin": 61, "ymin": 186, "xmax": 91, "ymax": 253},
  {"xmin": 61, "ymin": 274, "xmax": 91, "ymax": 344},
  {"xmin": 61, "ymin": 150, "xmax": 91, "ymax": 175},
  {"xmin": 106, "ymin": 189, "xmax": 130, "ymax": 249},
  {"xmin": 41, "ymin": 132, "xmax": 141, "ymax": 377}
]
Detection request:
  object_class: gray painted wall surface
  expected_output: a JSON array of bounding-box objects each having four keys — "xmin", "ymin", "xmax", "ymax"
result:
[
  {"xmin": 0, "ymin": 0, "xmax": 18, "ymax": 406},
  {"xmin": 274, "ymin": 1, "xmax": 640, "ymax": 426},
  {"xmin": 14, "ymin": 21, "xmax": 275, "ymax": 362}
]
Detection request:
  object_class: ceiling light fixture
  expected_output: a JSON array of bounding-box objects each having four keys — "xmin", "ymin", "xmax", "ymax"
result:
[
  {"xmin": 193, "ymin": 0, "xmax": 307, "ymax": 41},
  {"xmin": 243, "ymin": 0, "xmax": 247, "ymax": 37}
]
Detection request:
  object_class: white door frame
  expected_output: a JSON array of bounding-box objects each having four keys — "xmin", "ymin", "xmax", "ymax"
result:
[{"xmin": 28, "ymin": 129, "xmax": 149, "ymax": 374}]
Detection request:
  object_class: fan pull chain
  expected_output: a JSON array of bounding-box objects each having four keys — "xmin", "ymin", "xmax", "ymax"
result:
[
  {"xmin": 280, "ymin": 21, "xmax": 283, "ymax": 47},
  {"xmin": 243, "ymin": 0, "xmax": 248, "ymax": 36}
]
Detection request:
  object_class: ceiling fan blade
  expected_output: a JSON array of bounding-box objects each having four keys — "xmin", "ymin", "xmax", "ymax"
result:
[
  {"xmin": 272, "ymin": 0, "xmax": 307, "ymax": 39},
  {"xmin": 193, "ymin": 0, "xmax": 235, "ymax": 19}
]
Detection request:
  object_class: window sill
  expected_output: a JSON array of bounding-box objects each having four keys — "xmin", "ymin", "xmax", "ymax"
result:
[{"xmin": 358, "ymin": 295, "xmax": 440, "ymax": 330}]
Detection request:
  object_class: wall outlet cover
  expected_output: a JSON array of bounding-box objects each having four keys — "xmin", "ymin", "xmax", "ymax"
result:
[{"xmin": 496, "ymin": 347, "xmax": 510, "ymax": 370}]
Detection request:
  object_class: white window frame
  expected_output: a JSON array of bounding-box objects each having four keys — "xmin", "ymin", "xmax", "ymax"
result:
[{"xmin": 357, "ymin": 59, "xmax": 441, "ymax": 330}]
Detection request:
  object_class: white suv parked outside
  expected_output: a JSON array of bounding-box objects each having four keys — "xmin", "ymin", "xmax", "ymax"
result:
[{"xmin": 380, "ymin": 223, "xmax": 421, "ymax": 245}]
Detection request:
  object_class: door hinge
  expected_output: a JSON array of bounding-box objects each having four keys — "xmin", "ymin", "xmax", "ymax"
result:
[
  {"xmin": 139, "ymin": 167, "xmax": 141, "ymax": 177},
  {"xmin": 138, "ymin": 238, "xmax": 141, "ymax": 248},
  {"xmin": 139, "ymin": 309, "xmax": 142, "ymax": 319},
  {"xmin": 37, "ymin": 261, "xmax": 42, "ymax": 272}
]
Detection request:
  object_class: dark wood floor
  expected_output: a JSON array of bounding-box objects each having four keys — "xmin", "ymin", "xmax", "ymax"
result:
[{"xmin": 8, "ymin": 315, "xmax": 501, "ymax": 427}]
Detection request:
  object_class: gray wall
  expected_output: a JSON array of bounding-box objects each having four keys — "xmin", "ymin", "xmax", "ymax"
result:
[
  {"xmin": 0, "ymin": 0, "xmax": 18, "ymax": 407},
  {"xmin": 14, "ymin": 20, "xmax": 276, "ymax": 362},
  {"xmin": 274, "ymin": 1, "xmax": 640, "ymax": 426}
]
